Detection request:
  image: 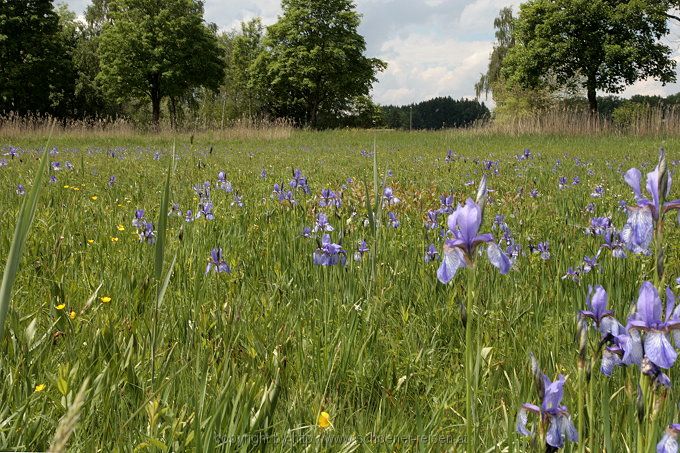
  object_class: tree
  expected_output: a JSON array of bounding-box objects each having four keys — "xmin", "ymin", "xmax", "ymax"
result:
[
  {"xmin": 230, "ymin": 18, "xmax": 264, "ymax": 119},
  {"xmin": 0, "ymin": 0, "xmax": 74, "ymax": 116},
  {"xmin": 475, "ymin": 7, "xmax": 515, "ymax": 100},
  {"xmin": 253, "ymin": 0, "xmax": 386, "ymax": 128},
  {"xmin": 503, "ymin": 0, "xmax": 677, "ymax": 114},
  {"xmin": 97, "ymin": 0, "xmax": 225, "ymax": 128}
]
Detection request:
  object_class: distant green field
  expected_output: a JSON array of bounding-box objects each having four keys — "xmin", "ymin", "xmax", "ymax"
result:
[{"xmin": 0, "ymin": 129, "xmax": 678, "ymax": 451}]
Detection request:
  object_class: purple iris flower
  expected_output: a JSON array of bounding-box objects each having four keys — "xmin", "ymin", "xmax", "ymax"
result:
[
  {"xmin": 388, "ymin": 212, "xmax": 400, "ymax": 228},
  {"xmin": 153, "ymin": 151, "xmax": 160, "ymax": 160},
  {"xmin": 436, "ymin": 198, "xmax": 510, "ymax": 284},
  {"xmin": 621, "ymin": 210, "xmax": 653, "ymax": 255},
  {"xmin": 517, "ymin": 374, "xmax": 578, "ymax": 448},
  {"xmin": 439, "ymin": 195, "xmax": 454, "ymax": 214},
  {"xmin": 0, "ymin": 158, "xmax": 7, "ymax": 167},
  {"xmin": 622, "ymin": 151, "xmax": 680, "ymax": 253},
  {"xmin": 624, "ymin": 282, "xmax": 680, "ymax": 369},
  {"xmin": 624, "ymin": 151, "xmax": 679, "ymax": 222},
  {"xmin": 531, "ymin": 242, "xmax": 550, "ymax": 260},
  {"xmin": 139, "ymin": 222, "xmax": 155, "ymax": 244},
  {"xmin": 132, "ymin": 209, "xmax": 145, "ymax": 228},
  {"xmin": 312, "ymin": 234, "xmax": 346, "ymax": 266},
  {"xmin": 217, "ymin": 171, "xmax": 233, "ymax": 192},
  {"xmin": 562, "ymin": 267, "xmax": 581, "ymax": 282},
  {"xmin": 301, "ymin": 226, "xmax": 312, "ymax": 238},
  {"xmin": 530, "ymin": 188, "xmax": 539, "ymax": 198},
  {"xmin": 260, "ymin": 169, "xmax": 267, "ymax": 179},
  {"xmin": 273, "ymin": 183, "xmax": 296, "ymax": 205},
  {"xmin": 108, "ymin": 176, "xmax": 116, "ymax": 187},
  {"xmin": 169, "ymin": 203, "xmax": 182, "ymax": 216},
  {"xmin": 313, "ymin": 213, "xmax": 334, "ymax": 232},
  {"xmin": 197, "ymin": 201, "xmax": 214, "ymax": 220},
  {"xmin": 445, "ymin": 150, "xmax": 454, "ymax": 163},
  {"xmin": 424, "ymin": 244, "xmax": 439, "ymax": 263},
  {"xmin": 572, "ymin": 176, "xmax": 580, "ymax": 185},
  {"xmin": 582, "ymin": 253, "xmax": 600, "ymax": 273},
  {"xmin": 185, "ymin": 210, "xmax": 194, "ymax": 223},
  {"xmin": 585, "ymin": 203, "xmax": 595, "ymax": 214},
  {"xmin": 591, "ymin": 185, "xmax": 604, "ymax": 198},
  {"xmin": 354, "ymin": 240, "xmax": 369, "ymax": 261},
  {"xmin": 579, "ymin": 285, "xmax": 613, "ymax": 331},
  {"xmin": 231, "ymin": 194, "xmax": 243, "ymax": 207},
  {"xmin": 320, "ymin": 188, "xmax": 341, "ymax": 208},
  {"xmin": 589, "ymin": 217, "xmax": 611, "ymax": 235},
  {"xmin": 464, "ymin": 180, "xmax": 475, "ymax": 187},
  {"xmin": 383, "ymin": 187, "xmax": 400, "ymax": 205},
  {"xmin": 558, "ymin": 177, "xmax": 567, "ymax": 190},
  {"xmin": 658, "ymin": 424, "xmax": 680, "ymax": 452},
  {"xmin": 49, "ymin": 147, "xmax": 58, "ymax": 156},
  {"xmin": 51, "ymin": 161, "xmax": 61, "ymax": 171},
  {"xmin": 425, "ymin": 210, "xmax": 439, "ymax": 230},
  {"xmin": 49, "ymin": 175, "xmax": 57, "ymax": 184},
  {"xmin": 206, "ymin": 248, "xmax": 231, "ymax": 274},
  {"xmin": 506, "ymin": 243, "xmax": 521, "ymax": 264},
  {"xmin": 290, "ymin": 169, "xmax": 310, "ymax": 194},
  {"xmin": 65, "ymin": 161, "xmax": 74, "ymax": 170}
]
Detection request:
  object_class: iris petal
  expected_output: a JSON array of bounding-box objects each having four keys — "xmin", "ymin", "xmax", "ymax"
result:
[
  {"xmin": 487, "ymin": 242, "xmax": 511, "ymax": 274},
  {"xmin": 437, "ymin": 246, "xmax": 466, "ymax": 284},
  {"xmin": 644, "ymin": 331, "xmax": 677, "ymax": 369}
]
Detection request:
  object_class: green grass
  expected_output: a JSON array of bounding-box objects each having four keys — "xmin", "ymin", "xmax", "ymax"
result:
[{"xmin": 0, "ymin": 129, "xmax": 678, "ymax": 451}]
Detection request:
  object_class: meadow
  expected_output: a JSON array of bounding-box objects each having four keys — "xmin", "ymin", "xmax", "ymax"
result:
[{"xmin": 0, "ymin": 129, "xmax": 679, "ymax": 452}]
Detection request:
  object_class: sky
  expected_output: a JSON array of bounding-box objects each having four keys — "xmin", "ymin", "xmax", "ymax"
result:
[{"xmin": 63, "ymin": 0, "xmax": 680, "ymax": 107}]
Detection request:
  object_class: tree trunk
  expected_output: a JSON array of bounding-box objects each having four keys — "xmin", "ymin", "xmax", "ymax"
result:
[
  {"xmin": 151, "ymin": 94, "xmax": 161, "ymax": 131},
  {"xmin": 150, "ymin": 74, "xmax": 161, "ymax": 131},
  {"xmin": 586, "ymin": 78, "xmax": 598, "ymax": 117},
  {"xmin": 170, "ymin": 96, "xmax": 177, "ymax": 130}
]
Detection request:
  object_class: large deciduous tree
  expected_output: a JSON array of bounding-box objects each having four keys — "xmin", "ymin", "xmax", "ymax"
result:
[
  {"xmin": 254, "ymin": 0, "xmax": 386, "ymax": 128},
  {"xmin": 97, "ymin": 0, "xmax": 224, "ymax": 128},
  {"xmin": 503, "ymin": 0, "xmax": 677, "ymax": 115},
  {"xmin": 0, "ymin": 0, "xmax": 74, "ymax": 116}
]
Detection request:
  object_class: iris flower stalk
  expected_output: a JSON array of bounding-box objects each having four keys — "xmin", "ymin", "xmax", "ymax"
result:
[{"xmin": 436, "ymin": 176, "xmax": 510, "ymax": 452}]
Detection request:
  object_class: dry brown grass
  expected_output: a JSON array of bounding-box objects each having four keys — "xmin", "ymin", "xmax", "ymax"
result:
[
  {"xmin": 473, "ymin": 105, "xmax": 680, "ymax": 136},
  {"xmin": 0, "ymin": 113, "xmax": 294, "ymax": 141}
]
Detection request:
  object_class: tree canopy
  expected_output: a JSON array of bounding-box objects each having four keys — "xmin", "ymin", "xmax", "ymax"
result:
[
  {"xmin": 0, "ymin": 0, "xmax": 74, "ymax": 116},
  {"xmin": 97, "ymin": 0, "xmax": 225, "ymax": 127},
  {"xmin": 502, "ymin": 0, "xmax": 677, "ymax": 114},
  {"xmin": 253, "ymin": 0, "xmax": 386, "ymax": 128}
]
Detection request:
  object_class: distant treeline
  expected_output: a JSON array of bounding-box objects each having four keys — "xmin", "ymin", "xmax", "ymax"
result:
[{"xmin": 381, "ymin": 97, "xmax": 490, "ymax": 130}]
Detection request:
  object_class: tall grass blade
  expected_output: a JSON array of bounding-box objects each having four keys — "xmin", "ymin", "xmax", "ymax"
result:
[{"xmin": 0, "ymin": 146, "xmax": 50, "ymax": 339}]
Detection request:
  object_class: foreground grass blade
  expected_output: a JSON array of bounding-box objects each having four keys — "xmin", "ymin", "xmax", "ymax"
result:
[
  {"xmin": 152, "ymin": 143, "xmax": 174, "ymax": 387},
  {"xmin": 0, "ymin": 147, "xmax": 50, "ymax": 340}
]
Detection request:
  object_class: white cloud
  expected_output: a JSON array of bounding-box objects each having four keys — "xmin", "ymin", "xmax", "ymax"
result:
[{"xmin": 374, "ymin": 35, "xmax": 492, "ymax": 104}]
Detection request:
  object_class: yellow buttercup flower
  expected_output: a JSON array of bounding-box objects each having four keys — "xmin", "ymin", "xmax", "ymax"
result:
[
  {"xmin": 34, "ymin": 384, "xmax": 46, "ymax": 393},
  {"xmin": 117, "ymin": 224, "xmax": 125, "ymax": 231},
  {"xmin": 87, "ymin": 239, "xmax": 94, "ymax": 245},
  {"xmin": 68, "ymin": 310, "xmax": 76, "ymax": 320},
  {"xmin": 317, "ymin": 411, "xmax": 332, "ymax": 429},
  {"xmin": 100, "ymin": 296, "xmax": 112, "ymax": 304},
  {"xmin": 91, "ymin": 195, "xmax": 98, "ymax": 201},
  {"xmin": 111, "ymin": 237, "xmax": 119, "ymax": 243},
  {"xmin": 63, "ymin": 185, "xmax": 70, "ymax": 189},
  {"xmin": 55, "ymin": 304, "xmax": 65, "ymax": 310}
]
